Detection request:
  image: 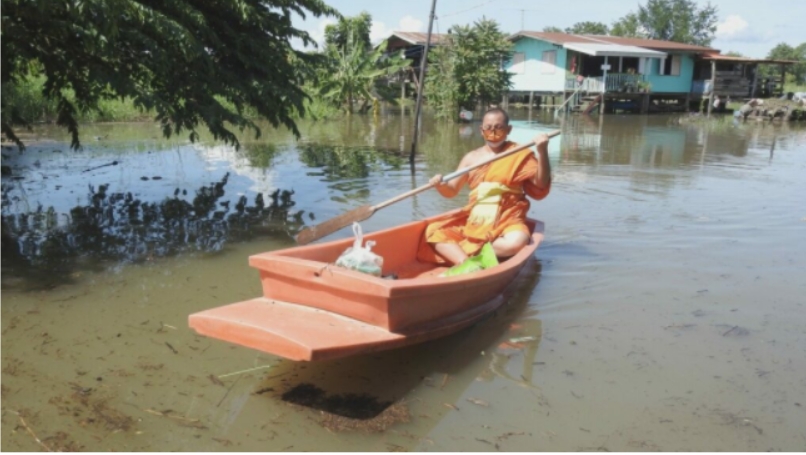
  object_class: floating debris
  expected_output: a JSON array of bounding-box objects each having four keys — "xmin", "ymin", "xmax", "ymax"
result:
[
  {"xmin": 280, "ymin": 383, "xmax": 409, "ymax": 432},
  {"xmin": 508, "ymin": 336, "xmax": 538, "ymax": 343},
  {"xmin": 466, "ymin": 398, "xmax": 489, "ymax": 407}
]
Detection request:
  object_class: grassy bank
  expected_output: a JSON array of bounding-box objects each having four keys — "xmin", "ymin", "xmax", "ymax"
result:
[{"xmin": 2, "ymin": 76, "xmax": 342, "ymax": 127}]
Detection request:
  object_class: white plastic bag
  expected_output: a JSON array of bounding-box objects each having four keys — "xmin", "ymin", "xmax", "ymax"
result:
[{"xmin": 335, "ymin": 222, "xmax": 384, "ymax": 276}]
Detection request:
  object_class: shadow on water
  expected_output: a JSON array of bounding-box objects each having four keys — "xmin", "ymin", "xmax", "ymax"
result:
[
  {"xmin": 252, "ymin": 260, "xmax": 545, "ymax": 435},
  {"xmin": 0, "ymin": 174, "xmax": 304, "ymax": 291},
  {"xmin": 297, "ymin": 143, "xmax": 407, "ymax": 180}
]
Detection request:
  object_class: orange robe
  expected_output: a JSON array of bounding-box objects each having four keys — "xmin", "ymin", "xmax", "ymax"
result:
[{"xmin": 417, "ymin": 141, "xmax": 550, "ymax": 264}]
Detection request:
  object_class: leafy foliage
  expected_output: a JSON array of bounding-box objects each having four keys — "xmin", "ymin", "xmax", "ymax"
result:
[
  {"xmin": 610, "ymin": 13, "xmax": 643, "ymax": 38},
  {"xmin": 542, "ymin": 26, "xmax": 564, "ymax": 33},
  {"xmin": 612, "ymin": 0, "xmax": 718, "ymax": 46},
  {"xmin": 762, "ymin": 43, "xmax": 806, "ymax": 83},
  {"xmin": 324, "ymin": 11, "xmax": 372, "ymax": 52},
  {"xmin": 425, "ymin": 18, "xmax": 513, "ymax": 119},
  {"xmin": 565, "ymin": 21, "xmax": 610, "ymax": 35},
  {"xmin": 318, "ymin": 31, "xmax": 408, "ymax": 114},
  {"xmin": 1, "ymin": 0, "xmax": 338, "ymax": 150}
]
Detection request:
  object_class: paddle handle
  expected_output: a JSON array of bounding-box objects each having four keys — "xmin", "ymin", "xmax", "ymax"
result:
[{"xmin": 372, "ymin": 130, "xmax": 560, "ymax": 211}]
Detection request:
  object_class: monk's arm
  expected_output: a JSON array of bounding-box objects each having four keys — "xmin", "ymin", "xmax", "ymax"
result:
[
  {"xmin": 531, "ymin": 136, "xmax": 551, "ymax": 190},
  {"xmin": 432, "ymin": 154, "xmax": 472, "ymax": 198}
]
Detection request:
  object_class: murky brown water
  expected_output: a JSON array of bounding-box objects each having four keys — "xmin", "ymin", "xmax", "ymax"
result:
[{"xmin": 3, "ymin": 110, "xmax": 806, "ymax": 451}]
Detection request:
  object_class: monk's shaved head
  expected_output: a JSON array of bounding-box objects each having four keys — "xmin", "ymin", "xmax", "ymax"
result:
[{"xmin": 483, "ymin": 107, "xmax": 509, "ymax": 125}]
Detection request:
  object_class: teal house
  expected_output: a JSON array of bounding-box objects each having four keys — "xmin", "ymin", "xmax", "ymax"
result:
[{"xmin": 503, "ymin": 32, "xmax": 719, "ymax": 112}]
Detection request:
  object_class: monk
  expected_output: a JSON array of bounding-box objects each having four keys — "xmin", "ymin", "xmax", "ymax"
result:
[{"xmin": 417, "ymin": 107, "xmax": 552, "ymax": 268}]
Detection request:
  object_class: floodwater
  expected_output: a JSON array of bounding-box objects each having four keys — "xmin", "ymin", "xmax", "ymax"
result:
[{"xmin": 2, "ymin": 110, "xmax": 805, "ymax": 451}]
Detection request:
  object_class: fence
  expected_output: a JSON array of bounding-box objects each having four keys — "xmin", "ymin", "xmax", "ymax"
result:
[{"xmin": 565, "ymin": 74, "xmax": 646, "ymax": 93}]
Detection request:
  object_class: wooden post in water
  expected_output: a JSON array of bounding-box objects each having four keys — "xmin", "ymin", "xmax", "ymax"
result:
[
  {"xmin": 601, "ymin": 56, "xmax": 609, "ymax": 114},
  {"xmin": 409, "ymin": 0, "xmax": 438, "ymax": 167},
  {"xmin": 707, "ymin": 60, "xmax": 716, "ymax": 117}
]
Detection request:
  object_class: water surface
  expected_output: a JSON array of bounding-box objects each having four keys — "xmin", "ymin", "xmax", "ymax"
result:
[{"xmin": 2, "ymin": 111, "xmax": 805, "ymax": 451}]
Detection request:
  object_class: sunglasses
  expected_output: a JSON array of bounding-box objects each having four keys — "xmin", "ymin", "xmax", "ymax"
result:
[{"xmin": 480, "ymin": 125, "xmax": 508, "ymax": 132}]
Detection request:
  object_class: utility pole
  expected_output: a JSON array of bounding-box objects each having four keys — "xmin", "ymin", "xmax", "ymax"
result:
[{"xmin": 409, "ymin": 0, "xmax": 438, "ymax": 166}]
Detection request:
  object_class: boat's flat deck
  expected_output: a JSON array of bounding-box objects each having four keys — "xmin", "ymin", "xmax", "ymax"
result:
[
  {"xmin": 188, "ymin": 294, "xmax": 502, "ymax": 361},
  {"xmin": 189, "ymin": 298, "xmax": 403, "ymax": 361}
]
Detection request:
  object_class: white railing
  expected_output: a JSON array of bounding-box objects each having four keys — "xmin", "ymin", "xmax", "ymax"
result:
[
  {"xmin": 606, "ymin": 73, "xmax": 645, "ymax": 92},
  {"xmin": 565, "ymin": 74, "xmax": 646, "ymax": 93}
]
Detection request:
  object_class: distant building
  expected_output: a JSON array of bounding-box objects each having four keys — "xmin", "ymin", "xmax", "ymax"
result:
[
  {"xmin": 379, "ymin": 32, "xmax": 447, "ymax": 100},
  {"xmin": 503, "ymin": 31, "xmax": 794, "ymax": 114}
]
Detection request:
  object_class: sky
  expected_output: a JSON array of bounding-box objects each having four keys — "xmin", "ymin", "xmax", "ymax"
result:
[{"xmin": 290, "ymin": 0, "xmax": 805, "ymax": 58}]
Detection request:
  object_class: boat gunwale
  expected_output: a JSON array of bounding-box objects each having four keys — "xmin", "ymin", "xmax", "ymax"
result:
[{"xmin": 249, "ymin": 217, "xmax": 545, "ymax": 292}]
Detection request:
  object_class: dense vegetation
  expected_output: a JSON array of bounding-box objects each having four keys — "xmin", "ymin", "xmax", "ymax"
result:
[
  {"xmin": 425, "ymin": 18, "xmax": 513, "ymax": 119},
  {"xmin": 2, "ymin": 0, "xmax": 803, "ymax": 152},
  {"xmin": 1, "ymin": 0, "xmax": 338, "ymax": 150}
]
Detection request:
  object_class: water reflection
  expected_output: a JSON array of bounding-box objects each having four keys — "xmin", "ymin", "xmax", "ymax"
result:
[
  {"xmin": 297, "ymin": 143, "xmax": 406, "ymax": 180},
  {"xmin": 1, "ymin": 173, "xmax": 302, "ymax": 290},
  {"xmin": 240, "ymin": 259, "xmax": 545, "ymax": 445}
]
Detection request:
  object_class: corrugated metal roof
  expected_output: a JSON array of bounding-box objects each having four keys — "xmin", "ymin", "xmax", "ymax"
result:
[
  {"xmin": 510, "ymin": 31, "xmax": 594, "ymax": 45},
  {"xmin": 591, "ymin": 35, "xmax": 716, "ymax": 52},
  {"xmin": 389, "ymin": 31, "xmax": 447, "ymax": 46},
  {"xmin": 564, "ymin": 42, "xmax": 667, "ymax": 58},
  {"xmin": 700, "ymin": 52, "xmax": 797, "ymax": 64},
  {"xmin": 510, "ymin": 31, "xmax": 717, "ymax": 53}
]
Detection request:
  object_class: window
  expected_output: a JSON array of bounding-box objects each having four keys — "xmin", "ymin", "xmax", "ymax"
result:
[
  {"xmin": 661, "ymin": 55, "xmax": 681, "ymax": 76},
  {"xmin": 542, "ymin": 50, "xmax": 556, "ymax": 74},
  {"xmin": 511, "ymin": 52, "xmax": 525, "ymax": 74},
  {"xmin": 621, "ymin": 57, "xmax": 639, "ymax": 74}
]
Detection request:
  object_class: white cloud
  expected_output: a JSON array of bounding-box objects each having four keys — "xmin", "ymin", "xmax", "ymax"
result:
[
  {"xmin": 311, "ymin": 17, "xmax": 338, "ymax": 47},
  {"xmin": 399, "ymin": 15, "xmax": 424, "ymax": 32},
  {"xmin": 371, "ymin": 15, "xmax": 425, "ymax": 44},
  {"xmin": 716, "ymin": 15, "xmax": 749, "ymax": 39},
  {"xmin": 714, "ymin": 14, "xmax": 771, "ymax": 43},
  {"xmin": 370, "ymin": 21, "xmax": 393, "ymax": 44}
]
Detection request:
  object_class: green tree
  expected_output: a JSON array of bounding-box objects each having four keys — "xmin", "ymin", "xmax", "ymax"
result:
[
  {"xmin": 610, "ymin": 13, "xmax": 644, "ymax": 38},
  {"xmin": 425, "ymin": 18, "xmax": 513, "ymax": 119},
  {"xmin": 612, "ymin": 0, "xmax": 718, "ymax": 46},
  {"xmin": 796, "ymin": 43, "xmax": 806, "ymax": 83},
  {"xmin": 318, "ymin": 31, "xmax": 407, "ymax": 114},
  {"xmin": 542, "ymin": 26, "xmax": 564, "ymax": 33},
  {"xmin": 761, "ymin": 42, "xmax": 806, "ymax": 85},
  {"xmin": 324, "ymin": 11, "xmax": 372, "ymax": 52},
  {"xmin": 565, "ymin": 21, "xmax": 609, "ymax": 35},
  {"xmin": 1, "ymin": 0, "xmax": 337, "ymax": 150}
]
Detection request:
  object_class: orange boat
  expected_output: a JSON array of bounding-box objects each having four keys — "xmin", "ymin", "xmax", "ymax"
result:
[{"xmin": 188, "ymin": 210, "xmax": 545, "ymax": 361}]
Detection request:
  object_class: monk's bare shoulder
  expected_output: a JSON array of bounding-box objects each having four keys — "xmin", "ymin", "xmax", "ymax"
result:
[{"xmin": 460, "ymin": 146, "xmax": 490, "ymax": 167}]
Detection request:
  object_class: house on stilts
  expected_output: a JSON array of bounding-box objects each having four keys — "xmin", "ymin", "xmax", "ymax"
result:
[
  {"xmin": 503, "ymin": 32, "xmax": 795, "ymax": 115},
  {"xmin": 381, "ymin": 31, "xmax": 447, "ymax": 101}
]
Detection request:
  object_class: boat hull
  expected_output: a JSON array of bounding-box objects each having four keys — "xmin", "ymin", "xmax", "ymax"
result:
[{"xmin": 188, "ymin": 211, "xmax": 544, "ymax": 361}]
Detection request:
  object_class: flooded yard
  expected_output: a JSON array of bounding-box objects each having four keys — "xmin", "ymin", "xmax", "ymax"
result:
[{"xmin": 2, "ymin": 111, "xmax": 805, "ymax": 451}]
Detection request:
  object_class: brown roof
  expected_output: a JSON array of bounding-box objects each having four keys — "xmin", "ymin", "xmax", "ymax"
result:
[
  {"xmin": 388, "ymin": 31, "xmax": 447, "ymax": 46},
  {"xmin": 700, "ymin": 52, "xmax": 797, "ymax": 65},
  {"xmin": 510, "ymin": 31, "xmax": 718, "ymax": 53},
  {"xmin": 511, "ymin": 31, "xmax": 595, "ymax": 45}
]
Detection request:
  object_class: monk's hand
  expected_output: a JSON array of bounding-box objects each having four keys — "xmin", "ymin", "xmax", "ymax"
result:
[
  {"xmin": 429, "ymin": 174, "xmax": 444, "ymax": 186},
  {"xmin": 533, "ymin": 134, "xmax": 549, "ymax": 154},
  {"xmin": 532, "ymin": 134, "xmax": 549, "ymax": 160}
]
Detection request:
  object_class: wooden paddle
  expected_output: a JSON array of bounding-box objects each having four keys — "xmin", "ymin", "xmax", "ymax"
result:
[{"xmin": 294, "ymin": 130, "xmax": 561, "ymax": 245}]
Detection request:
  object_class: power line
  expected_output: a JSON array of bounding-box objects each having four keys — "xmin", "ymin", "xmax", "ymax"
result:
[
  {"xmin": 506, "ymin": 8, "xmax": 542, "ymax": 31},
  {"xmin": 440, "ymin": 0, "xmax": 496, "ymax": 19}
]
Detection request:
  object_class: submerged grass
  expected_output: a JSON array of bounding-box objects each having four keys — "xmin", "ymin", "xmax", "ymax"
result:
[{"xmin": 3, "ymin": 76, "xmax": 343, "ymax": 126}]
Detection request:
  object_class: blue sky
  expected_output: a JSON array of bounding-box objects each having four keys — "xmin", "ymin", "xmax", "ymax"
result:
[{"xmin": 291, "ymin": 0, "xmax": 805, "ymax": 58}]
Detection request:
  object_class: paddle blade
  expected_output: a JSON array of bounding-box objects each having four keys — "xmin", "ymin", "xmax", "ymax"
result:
[{"xmin": 294, "ymin": 205, "xmax": 375, "ymax": 245}]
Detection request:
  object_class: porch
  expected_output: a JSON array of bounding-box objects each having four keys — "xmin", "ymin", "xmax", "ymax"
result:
[{"xmin": 564, "ymin": 73, "xmax": 648, "ymax": 94}]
